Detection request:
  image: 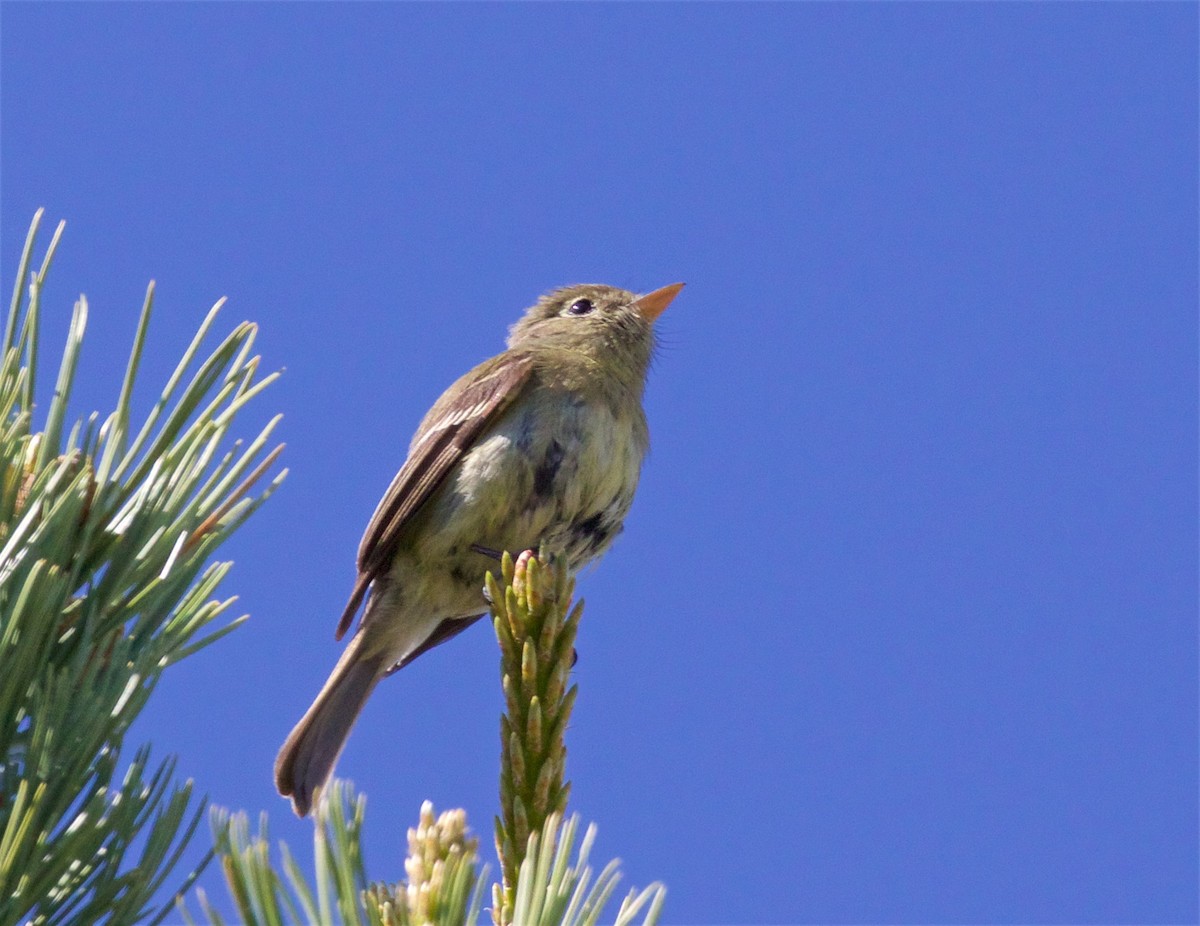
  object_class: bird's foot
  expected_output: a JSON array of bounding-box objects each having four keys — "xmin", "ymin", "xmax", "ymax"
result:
[{"xmin": 476, "ymin": 547, "xmax": 541, "ymax": 606}]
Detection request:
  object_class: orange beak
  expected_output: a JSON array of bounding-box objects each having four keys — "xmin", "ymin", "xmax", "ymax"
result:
[{"xmin": 633, "ymin": 282, "xmax": 685, "ymax": 322}]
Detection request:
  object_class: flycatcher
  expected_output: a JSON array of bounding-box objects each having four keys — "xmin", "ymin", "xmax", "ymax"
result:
[{"xmin": 275, "ymin": 281, "xmax": 683, "ymax": 815}]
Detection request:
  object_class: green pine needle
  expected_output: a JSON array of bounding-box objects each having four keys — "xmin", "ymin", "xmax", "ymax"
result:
[{"xmin": 0, "ymin": 213, "xmax": 284, "ymax": 925}]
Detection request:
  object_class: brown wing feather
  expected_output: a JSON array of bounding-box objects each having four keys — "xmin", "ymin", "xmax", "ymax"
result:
[{"xmin": 334, "ymin": 352, "xmax": 534, "ymax": 640}]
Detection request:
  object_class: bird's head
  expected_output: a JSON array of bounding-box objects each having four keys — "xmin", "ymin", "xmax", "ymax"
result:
[{"xmin": 507, "ymin": 283, "xmax": 684, "ymax": 383}]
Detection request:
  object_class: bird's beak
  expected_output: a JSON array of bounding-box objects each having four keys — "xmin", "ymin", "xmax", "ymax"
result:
[{"xmin": 633, "ymin": 282, "xmax": 685, "ymax": 322}]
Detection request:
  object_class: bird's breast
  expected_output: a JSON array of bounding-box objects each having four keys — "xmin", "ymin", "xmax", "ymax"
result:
[
  {"xmin": 439, "ymin": 389, "xmax": 646, "ymax": 567},
  {"xmin": 371, "ymin": 389, "xmax": 647, "ymax": 635}
]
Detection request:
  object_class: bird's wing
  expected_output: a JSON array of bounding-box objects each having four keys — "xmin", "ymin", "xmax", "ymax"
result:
[{"xmin": 335, "ymin": 352, "xmax": 534, "ymax": 639}]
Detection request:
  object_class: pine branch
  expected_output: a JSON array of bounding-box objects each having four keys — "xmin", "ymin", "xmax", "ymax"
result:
[
  {"xmin": 486, "ymin": 549, "xmax": 580, "ymax": 924},
  {"xmin": 486, "ymin": 550, "xmax": 665, "ymax": 926},
  {"xmin": 0, "ymin": 211, "xmax": 285, "ymax": 925}
]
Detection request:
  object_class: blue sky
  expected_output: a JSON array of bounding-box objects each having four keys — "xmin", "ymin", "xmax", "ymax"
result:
[{"xmin": 2, "ymin": 4, "xmax": 1196, "ymax": 923}]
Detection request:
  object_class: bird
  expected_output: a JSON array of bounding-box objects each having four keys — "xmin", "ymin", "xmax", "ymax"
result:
[{"xmin": 274, "ymin": 281, "xmax": 684, "ymax": 815}]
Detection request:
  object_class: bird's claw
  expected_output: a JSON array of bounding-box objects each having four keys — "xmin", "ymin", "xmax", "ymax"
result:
[{"xmin": 471, "ymin": 543, "xmax": 504, "ymax": 561}]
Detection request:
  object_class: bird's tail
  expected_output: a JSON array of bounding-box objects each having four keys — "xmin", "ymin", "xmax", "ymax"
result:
[{"xmin": 275, "ymin": 636, "xmax": 385, "ymax": 816}]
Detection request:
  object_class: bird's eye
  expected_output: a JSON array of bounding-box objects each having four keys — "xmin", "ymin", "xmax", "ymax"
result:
[{"xmin": 566, "ymin": 298, "xmax": 595, "ymax": 316}]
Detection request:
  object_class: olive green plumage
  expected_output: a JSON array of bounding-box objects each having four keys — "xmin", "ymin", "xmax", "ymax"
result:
[{"xmin": 275, "ymin": 282, "xmax": 683, "ymax": 816}]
